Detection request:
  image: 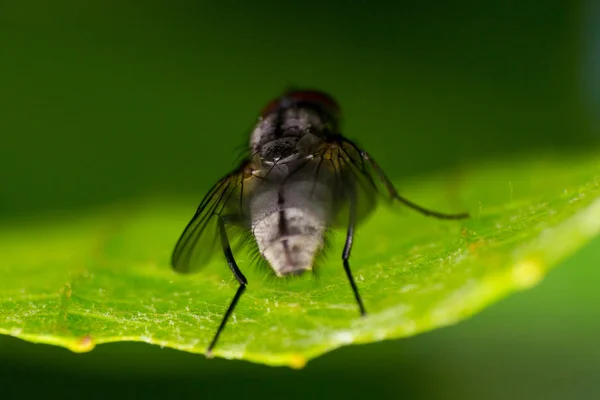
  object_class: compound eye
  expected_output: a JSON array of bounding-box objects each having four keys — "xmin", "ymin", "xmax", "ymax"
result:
[
  {"xmin": 259, "ymin": 97, "xmax": 282, "ymax": 118},
  {"xmin": 259, "ymin": 90, "xmax": 341, "ymax": 119},
  {"xmin": 286, "ymin": 90, "xmax": 340, "ymax": 116}
]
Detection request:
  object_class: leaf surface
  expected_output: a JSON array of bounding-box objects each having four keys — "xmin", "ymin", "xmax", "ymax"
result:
[{"xmin": 1, "ymin": 154, "xmax": 599, "ymax": 367}]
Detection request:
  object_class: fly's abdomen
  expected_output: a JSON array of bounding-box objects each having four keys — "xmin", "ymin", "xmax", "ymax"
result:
[{"xmin": 251, "ymin": 180, "xmax": 333, "ymax": 277}]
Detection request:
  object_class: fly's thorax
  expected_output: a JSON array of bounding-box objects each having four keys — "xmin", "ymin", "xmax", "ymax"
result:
[
  {"xmin": 258, "ymin": 137, "xmax": 300, "ymax": 163},
  {"xmin": 250, "ymin": 106, "xmax": 334, "ymax": 161},
  {"xmin": 250, "ymin": 177, "xmax": 334, "ymax": 277}
]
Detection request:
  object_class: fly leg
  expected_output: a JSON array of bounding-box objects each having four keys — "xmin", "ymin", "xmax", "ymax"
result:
[
  {"xmin": 206, "ymin": 216, "xmax": 248, "ymax": 357},
  {"xmin": 342, "ymin": 185, "xmax": 367, "ymax": 317}
]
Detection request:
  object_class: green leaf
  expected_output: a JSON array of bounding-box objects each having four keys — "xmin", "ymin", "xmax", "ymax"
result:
[{"xmin": 2, "ymin": 153, "xmax": 600, "ymax": 368}]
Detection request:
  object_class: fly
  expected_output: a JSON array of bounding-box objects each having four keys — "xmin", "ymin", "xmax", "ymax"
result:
[{"xmin": 171, "ymin": 89, "xmax": 469, "ymax": 356}]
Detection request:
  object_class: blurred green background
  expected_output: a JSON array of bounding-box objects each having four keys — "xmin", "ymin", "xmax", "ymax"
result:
[{"xmin": 1, "ymin": 0, "xmax": 599, "ymax": 398}]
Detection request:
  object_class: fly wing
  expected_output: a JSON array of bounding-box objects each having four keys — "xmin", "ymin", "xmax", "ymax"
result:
[
  {"xmin": 171, "ymin": 162, "xmax": 251, "ymax": 274},
  {"xmin": 324, "ymin": 135, "xmax": 469, "ymax": 225}
]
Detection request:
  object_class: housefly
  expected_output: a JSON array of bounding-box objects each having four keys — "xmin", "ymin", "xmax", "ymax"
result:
[{"xmin": 171, "ymin": 89, "xmax": 469, "ymax": 356}]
